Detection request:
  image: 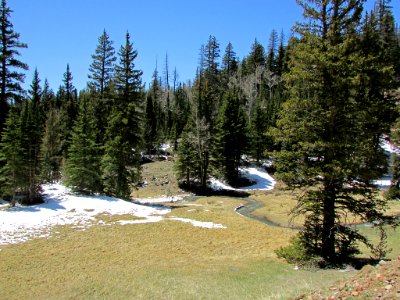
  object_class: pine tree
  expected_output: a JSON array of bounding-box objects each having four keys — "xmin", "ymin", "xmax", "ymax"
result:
[
  {"xmin": 250, "ymin": 90, "xmax": 269, "ymax": 163},
  {"xmin": 0, "ymin": 0, "xmax": 28, "ymax": 132},
  {"xmin": 101, "ymin": 103, "xmax": 141, "ymax": 198},
  {"xmin": 175, "ymin": 123, "xmax": 198, "ymax": 187},
  {"xmin": 245, "ymin": 39, "xmax": 265, "ymax": 75},
  {"xmin": 40, "ymin": 78, "xmax": 55, "ymax": 119},
  {"xmin": 163, "ymin": 53, "xmax": 173, "ymax": 136},
  {"xmin": 213, "ymin": 88, "xmax": 248, "ymax": 185},
  {"xmin": 19, "ymin": 100, "xmax": 42, "ymax": 204},
  {"xmin": 114, "ymin": 32, "xmax": 142, "ymax": 106},
  {"xmin": 172, "ymin": 83, "xmax": 190, "ymax": 150},
  {"xmin": 201, "ymin": 35, "xmax": 221, "ymax": 126},
  {"xmin": 175, "ymin": 112, "xmax": 211, "ymax": 191},
  {"xmin": 272, "ymin": 0, "xmax": 396, "ymax": 264},
  {"xmin": 101, "ymin": 31, "xmax": 143, "ymax": 199},
  {"xmin": 64, "ymin": 94, "xmax": 102, "ymax": 194},
  {"xmin": 222, "ymin": 42, "xmax": 238, "ymax": 76},
  {"xmin": 267, "ymin": 29, "xmax": 279, "ymax": 72},
  {"xmin": 0, "ymin": 106, "xmax": 23, "ymax": 206},
  {"xmin": 29, "ymin": 68, "xmax": 42, "ymax": 106},
  {"xmin": 88, "ymin": 29, "xmax": 116, "ymax": 97},
  {"xmin": 275, "ymin": 31, "xmax": 286, "ymax": 76},
  {"xmin": 59, "ymin": 64, "xmax": 78, "ymax": 157},
  {"xmin": 40, "ymin": 107, "xmax": 63, "ymax": 183},
  {"xmin": 144, "ymin": 95, "xmax": 156, "ymax": 154},
  {"xmin": 374, "ymin": 0, "xmax": 400, "ymax": 78}
]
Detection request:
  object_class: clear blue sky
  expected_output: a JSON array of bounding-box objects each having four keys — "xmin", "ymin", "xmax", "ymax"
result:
[{"xmin": 9, "ymin": 0, "xmax": 400, "ymax": 92}]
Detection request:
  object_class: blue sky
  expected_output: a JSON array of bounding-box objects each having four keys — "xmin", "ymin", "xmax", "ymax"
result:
[{"xmin": 9, "ymin": 0, "xmax": 400, "ymax": 92}]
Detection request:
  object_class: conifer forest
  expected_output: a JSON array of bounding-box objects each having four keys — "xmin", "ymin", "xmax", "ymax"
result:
[{"xmin": 1, "ymin": 0, "xmax": 400, "ymax": 267}]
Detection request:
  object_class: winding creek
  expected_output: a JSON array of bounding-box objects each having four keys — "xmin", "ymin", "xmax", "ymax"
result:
[{"xmin": 235, "ymin": 196, "xmax": 400, "ymax": 230}]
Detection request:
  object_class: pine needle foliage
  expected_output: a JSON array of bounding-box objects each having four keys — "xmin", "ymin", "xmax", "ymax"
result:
[{"xmin": 271, "ymin": 0, "xmax": 397, "ymax": 264}]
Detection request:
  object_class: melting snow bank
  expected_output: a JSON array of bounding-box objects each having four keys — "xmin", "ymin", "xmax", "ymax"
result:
[
  {"xmin": 210, "ymin": 167, "xmax": 276, "ymax": 191},
  {"xmin": 117, "ymin": 217, "xmax": 226, "ymax": 229},
  {"xmin": 133, "ymin": 196, "xmax": 183, "ymax": 204},
  {"xmin": 0, "ymin": 183, "xmax": 225, "ymax": 245},
  {"xmin": 168, "ymin": 217, "xmax": 226, "ymax": 229}
]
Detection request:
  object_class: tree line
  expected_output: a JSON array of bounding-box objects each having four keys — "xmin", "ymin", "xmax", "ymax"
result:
[{"xmin": 0, "ymin": 0, "xmax": 399, "ymax": 264}]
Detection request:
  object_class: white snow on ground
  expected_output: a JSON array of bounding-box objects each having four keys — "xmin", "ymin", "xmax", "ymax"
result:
[
  {"xmin": 210, "ymin": 167, "xmax": 276, "ymax": 191},
  {"xmin": 380, "ymin": 137, "xmax": 400, "ymax": 154},
  {"xmin": 374, "ymin": 174, "xmax": 392, "ymax": 188},
  {"xmin": 239, "ymin": 167, "xmax": 276, "ymax": 190},
  {"xmin": 160, "ymin": 144, "xmax": 171, "ymax": 152},
  {"xmin": 168, "ymin": 217, "xmax": 226, "ymax": 229},
  {"xmin": 0, "ymin": 183, "xmax": 225, "ymax": 246},
  {"xmin": 134, "ymin": 196, "xmax": 183, "ymax": 204},
  {"xmin": 209, "ymin": 178, "xmax": 235, "ymax": 191}
]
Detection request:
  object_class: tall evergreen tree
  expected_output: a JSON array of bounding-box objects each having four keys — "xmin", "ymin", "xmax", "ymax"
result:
[
  {"xmin": 272, "ymin": 0, "xmax": 397, "ymax": 264},
  {"xmin": 245, "ymin": 39, "xmax": 265, "ymax": 75},
  {"xmin": 101, "ymin": 102, "xmax": 142, "ymax": 199},
  {"xmin": 250, "ymin": 89, "xmax": 269, "ymax": 163},
  {"xmin": 222, "ymin": 42, "xmax": 238, "ymax": 76},
  {"xmin": 144, "ymin": 69, "xmax": 160, "ymax": 155},
  {"xmin": 59, "ymin": 64, "xmax": 78, "ymax": 157},
  {"xmin": 374, "ymin": 0, "xmax": 400, "ymax": 78},
  {"xmin": 87, "ymin": 30, "xmax": 116, "ymax": 148},
  {"xmin": 267, "ymin": 29, "xmax": 279, "ymax": 72},
  {"xmin": 64, "ymin": 94, "xmax": 102, "ymax": 194},
  {"xmin": 0, "ymin": 0, "xmax": 28, "ymax": 132},
  {"xmin": 29, "ymin": 68, "xmax": 42, "ymax": 106},
  {"xmin": 201, "ymin": 35, "xmax": 221, "ymax": 126},
  {"xmin": 88, "ymin": 29, "xmax": 116, "ymax": 97},
  {"xmin": 114, "ymin": 32, "xmax": 142, "ymax": 106},
  {"xmin": 40, "ymin": 107, "xmax": 63, "ymax": 183},
  {"xmin": 101, "ymin": 31, "xmax": 143, "ymax": 199},
  {"xmin": 175, "ymin": 112, "xmax": 211, "ymax": 191},
  {"xmin": 172, "ymin": 83, "xmax": 190, "ymax": 150},
  {"xmin": 164, "ymin": 53, "xmax": 173, "ymax": 136},
  {"xmin": 20, "ymin": 100, "xmax": 42, "ymax": 203},
  {"xmin": 40, "ymin": 78, "xmax": 54, "ymax": 114},
  {"xmin": 275, "ymin": 31, "xmax": 286, "ymax": 76},
  {"xmin": 0, "ymin": 106, "xmax": 23, "ymax": 206},
  {"xmin": 213, "ymin": 89, "xmax": 248, "ymax": 185}
]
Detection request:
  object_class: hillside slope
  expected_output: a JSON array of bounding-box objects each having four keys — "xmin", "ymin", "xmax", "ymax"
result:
[{"xmin": 299, "ymin": 257, "xmax": 400, "ymax": 299}]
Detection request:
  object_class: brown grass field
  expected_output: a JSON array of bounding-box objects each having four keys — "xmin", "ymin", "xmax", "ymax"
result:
[{"xmin": 0, "ymin": 160, "xmax": 398, "ymax": 299}]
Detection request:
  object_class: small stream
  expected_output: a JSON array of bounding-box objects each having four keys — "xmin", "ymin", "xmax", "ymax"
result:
[
  {"xmin": 235, "ymin": 197, "xmax": 400, "ymax": 230},
  {"xmin": 235, "ymin": 198, "xmax": 302, "ymax": 230}
]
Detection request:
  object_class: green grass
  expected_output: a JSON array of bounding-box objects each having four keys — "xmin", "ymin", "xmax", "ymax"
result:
[{"xmin": 0, "ymin": 160, "xmax": 398, "ymax": 299}]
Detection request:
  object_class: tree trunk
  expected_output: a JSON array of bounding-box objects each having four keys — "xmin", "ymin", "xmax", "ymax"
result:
[{"xmin": 321, "ymin": 183, "xmax": 336, "ymax": 262}]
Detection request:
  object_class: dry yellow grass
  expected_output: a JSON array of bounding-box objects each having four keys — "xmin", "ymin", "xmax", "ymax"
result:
[
  {"xmin": 0, "ymin": 160, "xmax": 398, "ymax": 299},
  {"xmin": 249, "ymin": 189, "xmax": 304, "ymax": 228},
  {"xmin": 0, "ymin": 196, "xmax": 353, "ymax": 299},
  {"xmin": 131, "ymin": 159, "xmax": 185, "ymax": 199},
  {"xmin": 249, "ymin": 188, "xmax": 400, "ymax": 229}
]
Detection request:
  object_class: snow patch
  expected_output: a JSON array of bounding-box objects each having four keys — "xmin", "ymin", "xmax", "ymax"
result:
[
  {"xmin": 239, "ymin": 167, "xmax": 276, "ymax": 190},
  {"xmin": 134, "ymin": 196, "xmax": 183, "ymax": 204},
  {"xmin": 210, "ymin": 167, "xmax": 276, "ymax": 191},
  {"xmin": 0, "ymin": 183, "xmax": 226, "ymax": 245},
  {"xmin": 168, "ymin": 217, "xmax": 226, "ymax": 229},
  {"xmin": 380, "ymin": 137, "xmax": 400, "ymax": 154},
  {"xmin": 0, "ymin": 183, "xmax": 169, "ymax": 245},
  {"xmin": 160, "ymin": 144, "xmax": 171, "ymax": 152}
]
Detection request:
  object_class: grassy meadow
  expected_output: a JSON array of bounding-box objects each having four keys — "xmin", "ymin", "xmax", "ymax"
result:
[{"xmin": 0, "ymin": 160, "xmax": 399, "ymax": 299}]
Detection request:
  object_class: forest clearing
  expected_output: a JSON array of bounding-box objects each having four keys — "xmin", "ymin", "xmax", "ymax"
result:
[
  {"xmin": 1, "ymin": 160, "xmax": 400, "ymax": 299},
  {"xmin": 0, "ymin": 0, "xmax": 399, "ymax": 298}
]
